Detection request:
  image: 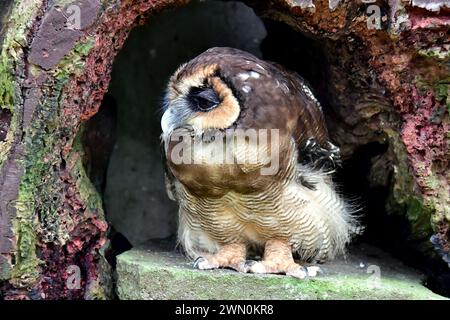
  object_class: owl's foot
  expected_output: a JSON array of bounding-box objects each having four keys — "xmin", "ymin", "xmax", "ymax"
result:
[
  {"xmin": 192, "ymin": 243, "xmax": 247, "ymax": 272},
  {"xmin": 244, "ymin": 239, "xmax": 321, "ymax": 279},
  {"xmin": 244, "ymin": 260, "xmax": 320, "ymax": 279}
]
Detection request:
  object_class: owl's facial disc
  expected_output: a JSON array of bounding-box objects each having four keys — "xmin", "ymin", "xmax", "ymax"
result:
[
  {"xmin": 187, "ymin": 86, "xmax": 221, "ymax": 112},
  {"xmin": 162, "ymin": 68, "xmax": 241, "ymax": 135},
  {"xmin": 185, "ymin": 76, "xmax": 241, "ymax": 132}
]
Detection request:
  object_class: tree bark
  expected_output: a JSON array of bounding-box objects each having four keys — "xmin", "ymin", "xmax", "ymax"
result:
[{"xmin": 0, "ymin": 0, "xmax": 448, "ymax": 299}]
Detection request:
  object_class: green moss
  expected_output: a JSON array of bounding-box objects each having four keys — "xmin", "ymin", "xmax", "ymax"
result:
[
  {"xmin": 415, "ymin": 74, "xmax": 450, "ymax": 113},
  {"xmin": 13, "ymin": 32, "xmax": 96, "ymax": 246},
  {"xmin": 0, "ymin": 107, "xmax": 19, "ymax": 166},
  {"xmin": 54, "ymin": 0, "xmax": 80, "ymax": 8},
  {"xmin": 434, "ymin": 80, "xmax": 450, "ymax": 113},
  {"xmin": 418, "ymin": 47, "xmax": 450, "ymax": 60},
  {"xmin": 427, "ymin": 78, "xmax": 450, "ymax": 114},
  {"xmin": 406, "ymin": 197, "xmax": 434, "ymax": 239},
  {"xmin": 435, "ymin": 81, "xmax": 449, "ymax": 101},
  {"xmin": 10, "ymin": 99, "xmax": 64, "ymax": 284},
  {"xmin": 4, "ymin": 0, "xmax": 100, "ymax": 283},
  {"xmin": 74, "ymin": 39, "xmax": 94, "ymax": 56},
  {"xmin": 71, "ymin": 124, "xmax": 104, "ymax": 215},
  {"xmin": 9, "ymin": 52, "xmax": 77, "ymax": 286},
  {"xmin": 384, "ymin": 129, "xmax": 433, "ymax": 240},
  {"xmin": 67, "ymin": 126, "xmax": 110, "ymax": 299},
  {"xmin": 53, "ymin": 38, "xmax": 94, "ymax": 79},
  {"xmin": 1, "ymin": 0, "xmax": 50, "ymax": 283},
  {"xmin": 10, "ymin": 185, "xmax": 41, "ymax": 285},
  {"xmin": 0, "ymin": 55, "xmax": 15, "ymax": 110},
  {"xmin": 0, "ymin": 0, "xmax": 106, "ymax": 290},
  {"xmin": 10, "ymin": 88, "xmax": 105, "ymax": 289},
  {"xmin": 0, "ymin": 0, "xmax": 45, "ymax": 109}
]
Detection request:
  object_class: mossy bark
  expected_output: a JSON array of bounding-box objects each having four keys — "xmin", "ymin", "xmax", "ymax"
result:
[
  {"xmin": 0, "ymin": 0, "xmax": 187, "ymax": 300},
  {"xmin": 0, "ymin": 0, "xmax": 448, "ymax": 299}
]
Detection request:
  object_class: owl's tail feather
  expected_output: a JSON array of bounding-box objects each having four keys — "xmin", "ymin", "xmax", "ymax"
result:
[{"xmin": 296, "ymin": 165, "xmax": 362, "ymax": 262}]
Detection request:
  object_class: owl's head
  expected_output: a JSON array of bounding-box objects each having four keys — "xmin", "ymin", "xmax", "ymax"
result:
[
  {"xmin": 160, "ymin": 47, "xmax": 339, "ymax": 172},
  {"xmin": 161, "ymin": 47, "xmax": 264, "ymax": 136}
]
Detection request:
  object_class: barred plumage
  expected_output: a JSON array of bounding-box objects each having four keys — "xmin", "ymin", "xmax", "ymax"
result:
[{"xmin": 160, "ymin": 47, "xmax": 359, "ymax": 278}]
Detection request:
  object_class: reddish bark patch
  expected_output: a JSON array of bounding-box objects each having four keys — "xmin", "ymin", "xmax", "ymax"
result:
[
  {"xmin": 401, "ymin": 86, "xmax": 448, "ymax": 192},
  {"xmin": 39, "ymin": 217, "xmax": 107, "ymax": 299},
  {"xmin": 408, "ymin": 6, "xmax": 450, "ymax": 30}
]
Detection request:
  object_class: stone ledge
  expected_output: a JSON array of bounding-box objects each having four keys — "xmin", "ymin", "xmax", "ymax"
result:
[{"xmin": 116, "ymin": 243, "xmax": 446, "ymax": 300}]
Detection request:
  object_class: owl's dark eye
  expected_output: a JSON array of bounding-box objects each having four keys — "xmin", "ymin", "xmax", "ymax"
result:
[{"xmin": 188, "ymin": 87, "xmax": 221, "ymax": 112}]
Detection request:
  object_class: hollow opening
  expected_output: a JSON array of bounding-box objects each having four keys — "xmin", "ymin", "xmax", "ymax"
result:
[{"xmin": 79, "ymin": 0, "xmax": 447, "ymax": 296}]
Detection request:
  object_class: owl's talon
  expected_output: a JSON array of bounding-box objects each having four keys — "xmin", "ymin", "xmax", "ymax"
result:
[
  {"xmin": 193, "ymin": 256, "xmax": 219, "ymax": 270},
  {"xmin": 306, "ymin": 266, "xmax": 322, "ymax": 277},
  {"xmin": 193, "ymin": 244, "xmax": 247, "ymax": 271},
  {"xmin": 241, "ymin": 240, "xmax": 323, "ymax": 279},
  {"xmin": 245, "ymin": 260, "xmax": 311, "ymax": 279},
  {"xmin": 232, "ymin": 260, "xmax": 251, "ymax": 273},
  {"xmin": 286, "ymin": 265, "xmax": 308, "ymax": 279},
  {"xmin": 247, "ymin": 261, "xmax": 268, "ymax": 274},
  {"xmin": 240, "ymin": 260, "xmax": 260, "ymax": 273},
  {"xmin": 286, "ymin": 265, "xmax": 322, "ymax": 278},
  {"xmin": 193, "ymin": 256, "xmax": 205, "ymax": 269},
  {"xmin": 243, "ymin": 260, "xmax": 257, "ymax": 268}
]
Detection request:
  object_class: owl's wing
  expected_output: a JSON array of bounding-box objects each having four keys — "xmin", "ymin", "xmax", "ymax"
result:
[
  {"xmin": 288, "ymin": 71, "xmax": 342, "ymax": 173},
  {"xmin": 298, "ymin": 137, "xmax": 342, "ymax": 173},
  {"xmin": 160, "ymin": 141, "xmax": 177, "ymax": 202}
]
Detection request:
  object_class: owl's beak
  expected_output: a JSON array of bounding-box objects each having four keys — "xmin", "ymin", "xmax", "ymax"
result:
[
  {"xmin": 161, "ymin": 108, "xmax": 174, "ymax": 134},
  {"xmin": 161, "ymin": 104, "xmax": 196, "ymax": 135}
]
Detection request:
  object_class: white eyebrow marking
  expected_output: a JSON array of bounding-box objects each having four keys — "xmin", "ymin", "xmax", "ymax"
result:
[
  {"xmin": 238, "ymin": 71, "xmax": 260, "ymax": 81},
  {"xmin": 281, "ymin": 83, "xmax": 290, "ymax": 93},
  {"xmin": 242, "ymin": 85, "xmax": 251, "ymax": 93},
  {"xmin": 255, "ymin": 63, "xmax": 265, "ymax": 71},
  {"xmin": 275, "ymin": 80, "xmax": 280, "ymax": 88},
  {"xmin": 300, "ymin": 83, "xmax": 319, "ymax": 103},
  {"xmin": 249, "ymin": 71, "xmax": 260, "ymax": 79},
  {"xmin": 238, "ymin": 73, "xmax": 250, "ymax": 81}
]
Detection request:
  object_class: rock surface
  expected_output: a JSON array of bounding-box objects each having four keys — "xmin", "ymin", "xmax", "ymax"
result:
[{"xmin": 116, "ymin": 244, "xmax": 445, "ymax": 300}]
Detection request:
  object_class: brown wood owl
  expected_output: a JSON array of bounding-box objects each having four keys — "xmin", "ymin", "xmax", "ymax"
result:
[{"xmin": 160, "ymin": 47, "xmax": 358, "ymax": 278}]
